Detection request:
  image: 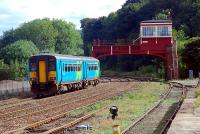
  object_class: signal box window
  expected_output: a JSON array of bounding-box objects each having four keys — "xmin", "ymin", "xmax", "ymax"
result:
[
  {"xmin": 142, "ymin": 26, "xmax": 156, "ymax": 37},
  {"xmin": 141, "ymin": 25, "xmax": 172, "ymax": 37},
  {"xmin": 157, "ymin": 26, "xmax": 172, "ymax": 36}
]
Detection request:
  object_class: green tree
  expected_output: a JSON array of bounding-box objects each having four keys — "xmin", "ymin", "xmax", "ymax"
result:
[
  {"xmin": 16, "ymin": 18, "xmax": 58, "ymax": 52},
  {"xmin": 0, "ymin": 40, "xmax": 39, "ymax": 64},
  {"xmin": 182, "ymin": 37, "xmax": 200, "ymax": 77},
  {"xmin": 0, "ymin": 18, "xmax": 83, "ymax": 55},
  {"xmin": 52, "ymin": 20, "xmax": 83, "ymax": 55}
]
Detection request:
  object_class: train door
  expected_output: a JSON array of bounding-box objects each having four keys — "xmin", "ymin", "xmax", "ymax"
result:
[
  {"xmin": 39, "ymin": 60, "xmax": 47, "ymax": 83},
  {"xmin": 83, "ymin": 62, "xmax": 87, "ymax": 80}
]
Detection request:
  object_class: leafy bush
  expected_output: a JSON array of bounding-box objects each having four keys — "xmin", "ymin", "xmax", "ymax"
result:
[
  {"xmin": 182, "ymin": 37, "xmax": 200, "ymax": 77},
  {"xmin": 0, "ymin": 40, "xmax": 39, "ymax": 64},
  {"xmin": 137, "ymin": 65, "xmax": 164, "ymax": 78},
  {"xmin": 195, "ymin": 88, "xmax": 200, "ymax": 98},
  {"xmin": 0, "ymin": 59, "xmax": 27, "ymax": 80}
]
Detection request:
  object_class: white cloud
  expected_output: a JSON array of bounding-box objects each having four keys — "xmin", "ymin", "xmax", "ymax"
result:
[{"xmin": 0, "ymin": 0, "xmax": 126, "ymax": 35}]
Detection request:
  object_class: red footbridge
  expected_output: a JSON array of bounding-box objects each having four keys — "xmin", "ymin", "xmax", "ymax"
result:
[{"xmin": 92, "ymin": 20, "xmax": 178, "ymax": 80}]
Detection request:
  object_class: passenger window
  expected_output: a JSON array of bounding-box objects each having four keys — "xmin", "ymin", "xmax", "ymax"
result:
[
  {"xmin": 76, "ymin": 65, "xmax": 78, "ymax": 71},
  {"xmin": 74, "ymin": 65, "xmax": 76, "ymax": 72},
  {"xmin": 79, "ymin": 65, "xmax": 81, "ymax": 71},
  {"xmin": 67, "ymin": 65, "xmax": 70, "ymax": 72},
  {"xmin": 74, "ymin": 64, "xmax": 77, "ymax": 72},
  {"xmin": 70, "ymin": 65, "xmax": 73, "ymax": 72},
  {"xmin": 65, "ymin": 65, "xmax": 67, "ymax": 72},
  {"xmin": 72, "ymin": 65, "xmax": 74, "ymax": 72}
]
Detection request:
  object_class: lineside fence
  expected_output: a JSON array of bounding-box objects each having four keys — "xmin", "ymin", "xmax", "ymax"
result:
[{"xmin": 0, "ymin": 79, "xmax": 31, "ymax": 99}]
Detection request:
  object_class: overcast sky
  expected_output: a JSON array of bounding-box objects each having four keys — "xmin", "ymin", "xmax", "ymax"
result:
[{"xmin": 0, "ymin": 0, "xmax": 126, "ymax": 35}]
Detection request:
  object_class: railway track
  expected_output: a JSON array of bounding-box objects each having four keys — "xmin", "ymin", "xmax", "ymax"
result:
[
  {"xmin": 0, "ymin": 81, "xmax": 127, "ymax": 119},
  {"xmin": 0, "ymin": 77, "xmax": 140, "ymax": 116},
  {"xmin": 23, "ymin": 82, "xmax": 169, "ymax": 134},
  {"xmin": 1, "ymin": 81, "xmax": 138, "ymax": 133},
  {"xmin": 0, "ymin": 97, "xmax": 32, "ymax": 108},
  {"xmin": 100, "ymin": 76, "xmax": 159, "ymax": 83},
  {"xmin": 121, "ymin": 82, "xmax": 188, "ymax": 134},
  {"xmin": 40, "ymin": 107, "xmax": 107, "ymax": 134}
]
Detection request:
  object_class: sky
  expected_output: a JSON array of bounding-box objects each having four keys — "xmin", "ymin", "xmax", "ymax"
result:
[{"xmin": 0, "ymin": 0, "xmax": 126, "ymax": 35}]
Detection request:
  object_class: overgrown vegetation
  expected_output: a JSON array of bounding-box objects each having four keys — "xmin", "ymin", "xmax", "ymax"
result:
[
  {"xmin": 193, "ymin": 86, "xmax": 200, "ymax": 106},
  {"xmin": 1, "ymin": 0, "xmax": 200, "ymax": 79},
  {"xmin": 65, "ymin": 82, "xmax": 167, "ymax": 134},
  {"xmin": 0, "ymin": 18, "xmax": 83, "ymax": 80},
  {"xmin": 102, "ymin": 64, "xmax": 164, "ymax": 78},
  {"xmin": 81, "ymin": 0, "xmax": 200, "ymax": 78}
]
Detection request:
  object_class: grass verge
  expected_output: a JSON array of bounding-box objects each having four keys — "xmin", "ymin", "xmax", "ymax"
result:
[
  {"xmin": 67, "ymin": 82, "xmax": 168, "ymax": 134},
  {"xmin": 194, "ymin": 87, "xmax": 200, "ymax": 106}
]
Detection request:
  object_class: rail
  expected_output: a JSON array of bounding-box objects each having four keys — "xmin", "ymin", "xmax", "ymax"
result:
[{"xmin": 121, "ymin": 82, "xmax": 187, "ymax": 134}]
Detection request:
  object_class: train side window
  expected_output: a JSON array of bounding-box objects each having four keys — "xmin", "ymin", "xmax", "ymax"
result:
[
  {"xmin": 92, "ymin": 65, "xmax": 94, "ymax": 70},
  {"xmin": 67, "ymin": 65, "xmax": 70, "ymax": 72},
  {"xmin": 65, "ymin": 64, "xmax": 67, "ymax": 72},
  {"xmin": 74, "ymin": 64, "xmax": 76, "ymax": 72},
  {"xmin": 72, "ymin": 65, "xmax": 74, "ymax": 72},
  {"xmin": 73, "ymin": 64, "xmax": 75, "ymax": 72},
  {"xmin": 71, "ymin": 65, "xmax": 73, "ymax": 72},
  {"xmin": 70, "ymin": 65, "xmax": 72, "ymax": 72},
  {"xmin": 76, "ymin": 64, "xmax": 78, "ymax": 72},
  {"xmin": 78, "ymin": 65, "xmax": 81, "ymax": 71},
  {"xmin": 69, "ymin": 65, "xmax": 71, "ymax": 72},
  {"xmin": 77, "ymin": 65, "xmax": 79, "ymax": 71},
  {"xmin": 93, "ymin": 65, "xmax": 95, "ymax": 70}
]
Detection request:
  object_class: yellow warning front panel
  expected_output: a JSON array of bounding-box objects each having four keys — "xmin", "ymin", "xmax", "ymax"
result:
[
  {"xmin": 30, "ymin": 71, "xmax": 36, "ymax": 78},
  {"xmin": 39, "ymin": 61, "xmax": 46, "ymax": 83}
]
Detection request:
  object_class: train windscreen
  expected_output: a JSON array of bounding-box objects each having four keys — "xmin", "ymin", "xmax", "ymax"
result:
[
  {"xmin": 48, "ymin": 59, "xmax": 55, "ymax": 71},
  {"xmin": 30, "ymin": 62, "xmax": 36, "ymax": 71}
]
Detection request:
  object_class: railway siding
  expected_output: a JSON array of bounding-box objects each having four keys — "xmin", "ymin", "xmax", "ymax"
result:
[
  {"xmin": 1, "ymin": 81, "xmax": 139, "ymax": 133},
  {"xmin": 167, "ymin": 82, "xmax": 200, "ymax": 134},
  {"xmin": 49, "ymin": 82, "xmax": 168, "ymax": 134}
]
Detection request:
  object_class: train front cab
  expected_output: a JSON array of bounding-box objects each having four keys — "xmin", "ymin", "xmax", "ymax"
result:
[{"xmin": 29, "ymin": 55, "xmax": 57, "ymax": 96}]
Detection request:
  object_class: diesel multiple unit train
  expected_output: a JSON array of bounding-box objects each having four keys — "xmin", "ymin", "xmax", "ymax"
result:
[{"xmin": 28, "ymin": 53, "xmax": 100, "ymax": 97}]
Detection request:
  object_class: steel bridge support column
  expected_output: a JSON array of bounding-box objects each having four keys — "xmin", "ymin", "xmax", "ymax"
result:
[{"xmin": 166, "ymin": 44, "xmax": 179, "ymax": 80}]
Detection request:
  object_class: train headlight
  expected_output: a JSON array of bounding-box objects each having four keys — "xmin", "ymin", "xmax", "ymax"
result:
[
  {"xmin": 49, "ymin": 77, "xmax": 56, "ymax": 81},
  {"xmin": 31, "ymin": 78, "xmax": 36, "ymax": 81}
]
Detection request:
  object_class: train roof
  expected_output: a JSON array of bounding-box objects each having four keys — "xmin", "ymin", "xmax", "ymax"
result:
[{"xmin": 31, "ymin": 53, "xmax": 99, "ymax": 62}]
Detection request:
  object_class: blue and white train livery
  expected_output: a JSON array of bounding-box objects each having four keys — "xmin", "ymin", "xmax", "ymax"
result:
[{"xmin": 28, "ymin": 53, "xmax": 100, "ymax": 97}]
